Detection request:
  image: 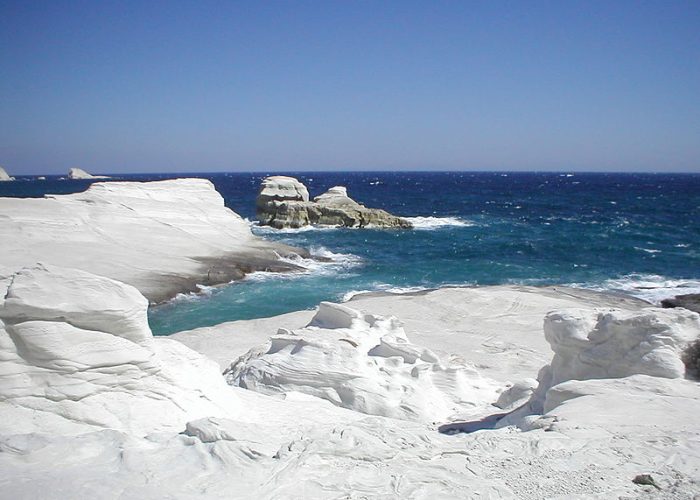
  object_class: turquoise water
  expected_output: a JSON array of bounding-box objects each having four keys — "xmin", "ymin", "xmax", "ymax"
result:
[
  {"xmin": 2, "ymin": 171, "xmax": 699, "ymax": 335},
  {"xmin": 148, "ymin": 171, "xmax": 700, "ymax": 335}
]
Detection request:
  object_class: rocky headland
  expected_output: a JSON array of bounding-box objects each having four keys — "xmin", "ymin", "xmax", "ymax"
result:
[
  {"xmin": 68, "ymin": 167, "xmax": 110, "ymax": 179},
  {"xmin": 0, "ymin": 166, "xmax": 14, "ymax": 181},
  {"xmin": 0, "ymin": 178, "xmax": 309, "ymax": 302},
  {"xmin": 256, "ymin": 175, "xmax": 413, "ymax": 229}
]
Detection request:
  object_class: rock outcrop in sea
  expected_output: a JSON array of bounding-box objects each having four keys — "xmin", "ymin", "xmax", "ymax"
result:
[
  {"xmin": 256, "ymin": 175, "xmax": 412, "ymax": 229},
  {"xmin": 0, "ymin": 166, "xmax": 14, "ymax": 181},
  {"xmin": 68, "ymin": 167, "xmax": 110, "ymax": 179}
]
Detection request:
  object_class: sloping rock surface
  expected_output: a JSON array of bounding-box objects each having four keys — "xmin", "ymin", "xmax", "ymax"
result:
[{"xmin": 0, "ymin": 179, "xmax": 306, "ymax": 302}]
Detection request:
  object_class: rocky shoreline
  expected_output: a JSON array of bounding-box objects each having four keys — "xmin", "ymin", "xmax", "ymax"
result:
[{"xmin": 0, "ymin": 178, "xmax": 312, "ymax": 303}]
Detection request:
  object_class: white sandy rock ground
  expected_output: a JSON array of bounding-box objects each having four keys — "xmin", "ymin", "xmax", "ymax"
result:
[
  {"xmin": 0, "ymin": 179, "xmax": 306, "ymax": 302},
  {"xmin": 1, "ymin": 264, "xmax": 699, "ymax": 498}
]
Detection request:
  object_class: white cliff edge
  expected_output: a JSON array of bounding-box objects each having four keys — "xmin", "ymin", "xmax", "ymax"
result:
[{"xmin": 0, "ymin": 178, "xmax": 306, "ymax": 302}]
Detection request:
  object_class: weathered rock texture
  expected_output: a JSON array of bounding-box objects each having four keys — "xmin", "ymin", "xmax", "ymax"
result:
[
  {"xmin": 256, "ymin": 176, "xmax": 412, "ymax": 229},
  {"xmin": 225, "ymin": 301, "xmax": 499, "ymax": 422}
]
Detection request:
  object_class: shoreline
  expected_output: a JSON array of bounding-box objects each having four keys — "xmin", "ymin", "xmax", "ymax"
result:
[{"xmin": 0, "ymin": 178, "xmax": 318, "ymax": 304}]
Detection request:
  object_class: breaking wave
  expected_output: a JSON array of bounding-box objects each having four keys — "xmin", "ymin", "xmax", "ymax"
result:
[
  {"xmin": 405, "ymin": 216, "xmax": 475, "ymax": 229},
  {"xmin": 571, "ymin": 274, "xmax": 700, "ymax": 304}
]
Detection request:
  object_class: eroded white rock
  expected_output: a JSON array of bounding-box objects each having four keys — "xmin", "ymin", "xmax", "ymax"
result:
[
  {"xmin": 257, "ymin": 175, "xmax": 310, "ymax": 203},
  {"xmin": 225, "ymin": 302, "xmax": 501, "ymax": 422},
  {"xmin": 500, "ymin": 307, "xmax": 700, "ymax": 421},
  {"xmin": 0, "ymin": 264, "xmax": 239, "ymax": 436}
]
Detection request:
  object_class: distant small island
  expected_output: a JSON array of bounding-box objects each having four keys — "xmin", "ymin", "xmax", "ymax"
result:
[
  {"xmin": 68, "ymin": 167, "xmax": 110, "ymax": 180},
  {"xmin": 0, "ymin": 166, "xmax": 14, "ymax": 182},
  {"xmin": 256, "ymin": 175, "xmax": 412, "ymax": 229}
]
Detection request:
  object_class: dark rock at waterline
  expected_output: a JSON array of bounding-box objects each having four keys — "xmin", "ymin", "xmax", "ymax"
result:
[{"xmin": 661, "ymin": 294, "xmax": 700, "ymax": 314}]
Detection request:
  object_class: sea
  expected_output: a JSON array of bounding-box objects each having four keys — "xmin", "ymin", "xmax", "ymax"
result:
[{"xmin": 2, "ymin": 171, "xmax": 699, "ymax": 335}]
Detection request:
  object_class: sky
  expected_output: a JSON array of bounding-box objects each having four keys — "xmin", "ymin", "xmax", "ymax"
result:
[{"xmin": 1, "ymin": 0, "xmax": 699, "ymax": 175}]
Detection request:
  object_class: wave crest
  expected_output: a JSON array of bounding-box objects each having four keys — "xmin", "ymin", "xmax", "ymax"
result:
[
  {"xmin": 405, "ymin": 216, "xmax": 475, "ymax": 229},
  {"xmin": 571, "ymin": 274, "xmax": 700, "ymax": 304}
]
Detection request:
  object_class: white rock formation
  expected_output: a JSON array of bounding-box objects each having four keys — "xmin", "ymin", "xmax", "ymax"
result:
[
  {"xmin": 0, "ymin": 166, "xmax": 14, "ymax": 181},
  {"xmin": 174, "ymin": 285, "xmax": 648, "ymax": 376},
  {"xmin": 226, "ymin": 301, "xmax": 501, "ymax": 422},
  {"xmin": 68, "ymin": 167, "xmax": 110, "ymax": 179},
  {"xmin": 544, "ymin": 308, "xmax": 699, "ymax": 383},
  {"xmin": 313, "ymin": 185, "xmax": 355, "ymax": 205},
  {"xmin": 495, "ymin": 306, "xmax": 700, "ymax": 426},
  {"xmin": 0, "ymin": 264, "xmax": 240, "ymax": 435},
  {"xmin": 0, "ymin": 179, "xmax": 306, "ymax": 302},
  {"xmin": 1, "ymin": 273, "xmax": 700, "ymax": 498},
  {"xmin": 257, "ymin": 175, "xmax": 309, "ymax": 203}
]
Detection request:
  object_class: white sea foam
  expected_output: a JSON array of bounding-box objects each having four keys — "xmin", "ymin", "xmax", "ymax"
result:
[
  {"xmin": 170, "ymin": 284, "xmax": 219, "ymax": 302},
  {"xmin": 634, "ymin": 246, "xmax": 662, "ymax": 254},
  {"xmin": 341, "ymin": 283, "xmax": 477, "ymax": 302},
  {"xmin": 405, "ymin": 216, "xmax": 475, "ymax": 229},
  {"xmin": 245, "ymin": 246, "xmax": 362, "ymax": 283},
  {"xmin": 571, "ymin": 274, "xmax": 700, "ymax": 304}
]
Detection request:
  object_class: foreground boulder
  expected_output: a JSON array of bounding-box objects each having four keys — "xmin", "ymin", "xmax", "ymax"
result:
[
  {"xmin": 225, "ymin": 301, "xmax": 499, "ymax": 422},
  {"xmin": 0, "ymin": 264, "xmax": 239, "ymax": 435},
  {"xmin": 68, "ymin": 167, "xmax": 110, "ymax": 179},
  {"xmin": 0, "ymin": 166, "xmax": 14, "ymax": 181},
  {"xmin": 495, "ymin": 306, "xmax": 700, "ymax": 425},
  {"xmin": 256, "ymin": 176, "xmax": 412, "ymax": 229},
  {"xmin": 2, "ymin": 270, "xmax": 700, "ymax": 498}
]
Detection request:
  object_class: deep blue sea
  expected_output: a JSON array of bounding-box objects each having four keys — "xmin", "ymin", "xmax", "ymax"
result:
[{"xmin": 2, "ymin": 171, "xmax": 699, "ymax": 335}]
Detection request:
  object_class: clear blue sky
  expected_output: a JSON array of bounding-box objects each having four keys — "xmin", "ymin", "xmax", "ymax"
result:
[{"xmin": 1, "ymin": 0, "xmax": 699, "ymax": 175}]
